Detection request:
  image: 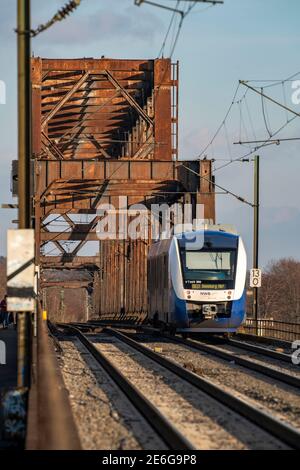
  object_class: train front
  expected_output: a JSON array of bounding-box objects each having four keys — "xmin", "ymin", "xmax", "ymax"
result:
[{"xmin": 172, "ymin": 229, "xmax": 247, "ymax": 333}]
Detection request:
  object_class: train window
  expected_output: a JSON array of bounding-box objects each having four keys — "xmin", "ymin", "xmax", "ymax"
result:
[
  {"xmin": 178, "ymin": 232, "xmax": 238, "ymax": 251},
  {"xmin": 186, "ymin": 251, "xmax": 232, "ymax": 271},
  {"xmin": 180, "ymin": 249, "xmax": 237, "ymax": 289}
]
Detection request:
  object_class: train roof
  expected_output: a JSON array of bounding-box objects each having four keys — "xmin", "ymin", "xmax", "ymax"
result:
[
  {"xmin": 174, "ymin": 229, "xmax": 239, "ymax": 240},
  {"xmin": 149, "ymin": 229, "xmax": 240, "ymax": 258}
]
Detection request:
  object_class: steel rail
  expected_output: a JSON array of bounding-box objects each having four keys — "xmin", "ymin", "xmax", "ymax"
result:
[
  {"xmin": 65, "ymin": 321, "xmax": 294, "ymax": 364},
  {"xmin": 228, "ymin": 338, "xmax": 293, "ymax": 363},
  {"xmin": 64, "ymin": 325, "xmax": 195, "ymax": 451},
  {"xmin": 168, "ymin": 336, "xmax": 300, "ymax": 389},
  {"xmin": 236, "ymin": 332, "xmax": 292, "ymax": 349},
  {"xmin": 105, "ymin": 327, "xmax": 300, "ymax": 450},
  {"xmin": 69, "ymin": 322, "xmax": 297, "ymax": 379}
]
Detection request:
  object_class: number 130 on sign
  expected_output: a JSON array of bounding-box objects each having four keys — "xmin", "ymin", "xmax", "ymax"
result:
[{"xmin": 250, "ymin": 268, "xmax": 262, "ymax": 288}]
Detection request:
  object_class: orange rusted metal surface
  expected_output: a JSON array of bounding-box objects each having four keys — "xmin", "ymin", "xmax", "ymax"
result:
[
  {"xmin": 32, "ymin": 57, "xmax": 215, "ymax": 322},
  {"xmin": 32, "ymin": 57, "xmax": 177, "ymax": 161}
]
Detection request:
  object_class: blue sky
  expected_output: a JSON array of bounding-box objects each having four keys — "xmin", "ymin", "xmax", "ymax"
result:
[{"xmin": 0, "ymin": 0, "xmax": 299, "ymax": 266}]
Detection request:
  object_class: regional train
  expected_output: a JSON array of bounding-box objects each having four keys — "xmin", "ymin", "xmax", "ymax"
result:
[{"xmin": 147, "ymin": 226, "xmax": 247, "ymax": 334}]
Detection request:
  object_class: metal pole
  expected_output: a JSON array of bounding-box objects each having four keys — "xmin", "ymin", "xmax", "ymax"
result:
[
  {"xmin": 17, "ymin": 0, "xmax": 32, "ymax": 388},
  {"xmin": 18, "ymin": 0, "xmax": 31, "ymax": 228},
  {"xmin": 17, "ymin": 312, "xmax": 31, "ymax": 388},
  {"xmin": 253, "ymin": 155, "xmax": 259, "ymax": 335}
]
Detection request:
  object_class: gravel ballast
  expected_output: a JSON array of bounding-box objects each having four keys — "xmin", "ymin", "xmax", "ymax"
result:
[
  {"xmin": 58, "ymin": 338, "xmax": 166, "ymax": 450},
  {"xmin": 126, "ymin": 332, "xmax": 300, "ymax": 430},
  {"xmin": 91, "ymin": 333, "xmax": 288, "ymax": 450}
]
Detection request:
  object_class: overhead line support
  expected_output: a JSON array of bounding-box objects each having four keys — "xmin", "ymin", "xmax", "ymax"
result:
[{"xmin": 240, "ymin": 80, "xmax": 300, "ymax": 119}]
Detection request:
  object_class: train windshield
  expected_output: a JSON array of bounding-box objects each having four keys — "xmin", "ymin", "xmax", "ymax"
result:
[{"xmin": 178, "ymin": 233, "xmax": 238, "ymax": 290}]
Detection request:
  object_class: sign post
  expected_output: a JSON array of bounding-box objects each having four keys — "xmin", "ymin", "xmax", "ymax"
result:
[
  {"xmin": 252, "ymin": 155, "xmax": 260, "ymax": 335},
  {"xmin": 7, "ymin": 229, "xmax": 35, "ymax": 388},
  {"xmin": 17, "ymin": 0, "xmax": 32, "ymax": 390}
]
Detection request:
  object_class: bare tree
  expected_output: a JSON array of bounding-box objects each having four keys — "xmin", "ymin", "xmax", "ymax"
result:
[{"xmin": 258, "ymin": 258, "xmax": 300, "ymax": 322}]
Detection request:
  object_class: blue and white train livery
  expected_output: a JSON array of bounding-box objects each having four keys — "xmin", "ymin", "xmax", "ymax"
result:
[{"xmin": 147, "ymin": 226, "xmax": 247, "ymax": 333}]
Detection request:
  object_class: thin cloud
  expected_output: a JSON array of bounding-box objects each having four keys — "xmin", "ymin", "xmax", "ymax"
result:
[{"xmin": 33, "ymin": 6, "xmax": 164, "ymax": 47}]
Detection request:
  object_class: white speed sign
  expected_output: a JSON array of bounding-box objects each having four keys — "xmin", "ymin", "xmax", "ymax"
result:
[{"xmin": 250, "ymin": 268, "xmax": 262, "ymax": 288}]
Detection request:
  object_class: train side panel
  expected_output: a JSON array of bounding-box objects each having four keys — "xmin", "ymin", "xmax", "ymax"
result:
[{"xmin": 148, "ymin": 239, "xmax": 172, "ymax": 324}]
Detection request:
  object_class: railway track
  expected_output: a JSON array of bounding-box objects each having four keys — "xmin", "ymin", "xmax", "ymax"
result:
[
  {"xmin": 80, "ymin": 321, "xmax": 298, "ymax": 383},
  {"xmin": 235, "ymin": 332, "xmax": 293, "ymax": 351},
  {"xmin": 55, "ymin": 322, "xmax": 300, "ymax": 449},
  {"xmin": 74, "ymin": 320, "xmax": 295, "ymax": 361},
  {"xmin": 63, "ymin": 325, "xmax": 195, "ymax": 450},
  {"xmin": 227, "ymin": 337, "xmax": 293, "ymax": 363},
  {"xmin": 166, "ymin": 335, "xmax": 300, "ymax": 389},
  {"xmin": 100, "ymin": 327, "xmax": 300, "ymax": 450}
]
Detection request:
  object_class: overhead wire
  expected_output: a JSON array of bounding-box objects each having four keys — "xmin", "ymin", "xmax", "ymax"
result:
[
  {"xmin": 19, "ymin": 0, "xmax": 82, "ymax": 38},
  {"xmin": 158, "ymin": 0, "xmax": 214, "ymax": 59},
  {"xmin": 244, "ymin": 94, "xmax": 257, "ymax": 142},
  {"xmin": 158, "ymin": 1, "xmax": 180, "ymax": 57},
  {"xmin": 151, "ymin": 6, "xmax": 300, "ymax": 208},
  {"xmin": 243, "ymin": 70, "xmax": 300, "ymax": 89},
  {"xmin": 149, "ymin": 0, "xmax": 223, "ymax": 109},
  {"xmin": 196, "ymin": 70, "xmax": 300, "ymax": 175},
  {"xmin": 281, "ymin": 81, "xmax": 289, "ymax": 124},
  {"xmin": 197, "ymin": 82, "xmax": 241, "ymax": 158},
  {"xmin": 240, "ymin": 98, "xmax": 251, "ymax": 147},
  {"xmin": 180, "ymin": 163, "xmax": 254, "ymax": 207},
  {"xmin": 261, "ymin": 88, "xmax": 272, "ymax": 137},
  {"xmin": 213, "ymin": 113, "xmax": 298, "ymax": 173},
  {"xmin": 169, "ymin": 2, "xmax": 198, "ymax": 57},
  {"xmin": 238, "ymin": 100, "xmax": 243, "ymax": 143},
  {"xmin": 223, "ymin": 122, "xmax": 233, "ymax": 161}
]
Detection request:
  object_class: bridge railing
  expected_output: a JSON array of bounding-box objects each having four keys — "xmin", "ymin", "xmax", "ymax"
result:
[{"xmin": 240, "ymin": 318, "xmax": 300, "ymax": 342}]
